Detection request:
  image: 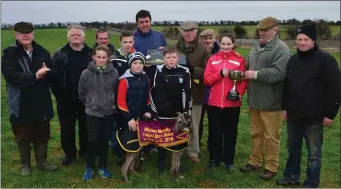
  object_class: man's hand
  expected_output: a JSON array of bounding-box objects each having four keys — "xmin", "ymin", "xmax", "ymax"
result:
[
  {"xmin": 144, "ymin": 112, "xmax": 151, "ymax": 118},
  {"xmin": 244, "ymin": 70, "xmax": 256, "ymax": 80},
  {"xmin": 323, "ymin": 117, "xmax": 333, "ymax": 127},
  {"xmin": 36, "ymin": 63, "xmax": 50, "ymax": 80},
  {"xmin": 128, "ymin": 119, "xmax": 137, "ymax": 131}
]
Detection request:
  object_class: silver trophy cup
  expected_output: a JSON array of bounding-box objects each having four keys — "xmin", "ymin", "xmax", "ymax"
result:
[{"xmin": 227, "ymin": 70, "xmax": 244, "ymax": 101}]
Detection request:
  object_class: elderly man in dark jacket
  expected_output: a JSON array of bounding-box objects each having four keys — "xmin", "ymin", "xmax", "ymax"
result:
[
  {"xmin": 1, "ymin": 22, "xmax": 58, "ymax": 175},
  {"xmin": 51, "ymin": 24, "xmax": 93, "ymax": 166},
  {"xmin": 276, "ymin": 24, "xmax": 341, "ymax": 188}
]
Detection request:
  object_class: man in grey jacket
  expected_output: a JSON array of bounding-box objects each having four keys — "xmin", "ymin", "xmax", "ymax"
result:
[{"xmin": 240, "ymin": 16, "xmax": 291, "ymax": 180}]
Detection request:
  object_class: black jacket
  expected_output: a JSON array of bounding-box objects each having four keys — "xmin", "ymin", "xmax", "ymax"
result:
[
  {"xmin": 284, "ymin": 45, "xmax": 341, "ymax": 124},
  {"xmin": 1, "ymin": 40, "xmax": 55, "ymax": 124},
  {"xmin": 51, "ymin": 43, "xmax": 93, "ymax": 100},
  {"xmin": 111, "ymin": 49, "xmax": 130, "ymax": 77},
  {"xmin": 150, "ymin": 64, "xmax": 192, "ymax": 119}
]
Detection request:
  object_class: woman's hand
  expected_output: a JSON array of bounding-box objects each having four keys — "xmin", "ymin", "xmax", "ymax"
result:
[
  {"xmin": 128, "ymin": 119, "xmax": 137, "ymax": 131},
  {"xmin": 222, "ymin": 69, "xmax": 229, "ymax": 77}
]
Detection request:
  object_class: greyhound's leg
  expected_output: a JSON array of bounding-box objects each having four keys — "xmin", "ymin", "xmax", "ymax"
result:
[
  {"xmin": 171, "ymin": 151, "xmax": 183, "ymax": 181},
  {"xmin": 122, "ymin": 152, "xmax": 135, "ymax": 183},
  {"xmin": 128, "ymin": 152, "xmax": 139, "ymax": 173}
]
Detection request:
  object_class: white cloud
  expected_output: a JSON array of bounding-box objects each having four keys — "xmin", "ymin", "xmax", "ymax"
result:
[{"xmin": 1, "ymin": 1, "xmax": 340, "ymax": 24}]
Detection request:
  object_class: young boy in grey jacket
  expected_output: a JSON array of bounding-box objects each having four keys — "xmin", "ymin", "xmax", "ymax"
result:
[{"xmin": 78, "ymin": 46, "xmax": 119, "ymax": 182}]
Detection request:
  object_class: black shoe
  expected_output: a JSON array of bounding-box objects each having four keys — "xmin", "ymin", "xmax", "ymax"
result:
[
  {"xmin": 205, "ymin": 161, "xmax": 220, "ymax": 171},
  {"xmin": 225, "ymin": 164, "xmax": 234, "ymax": 171},
  {"xmin": 276, "ymin": 178, "xmax": 301, "ymax": 186},
  {"xmin": 240, "ymin": 163, "xmax": 261, "ymax": 172},
  {"xmin": 61, "ymin": 156, "xmax": 76, "ymax": 166}
]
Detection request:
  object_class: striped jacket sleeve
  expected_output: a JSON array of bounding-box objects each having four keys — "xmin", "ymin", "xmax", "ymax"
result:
[{"xmin": 117, "ymin": 78, "xmax": 132, "ymax": 120}]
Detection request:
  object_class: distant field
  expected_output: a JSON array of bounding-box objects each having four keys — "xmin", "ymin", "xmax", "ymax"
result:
[
  {"xmin": 153, "ymin": 25, "xmax": 341, "ymax": 39},
  {"xmin": 1, "ymin": 29, "xmax": 340, "ymax": 188}
]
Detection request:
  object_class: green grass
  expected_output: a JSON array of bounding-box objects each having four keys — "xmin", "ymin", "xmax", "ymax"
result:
[
  {"xmin": 1, "ymin": 29, "xmax": 340, "ymax": 188},
  {"xmin": 153, "ymin": 25, "xmax": 341, "ymax": 39}
]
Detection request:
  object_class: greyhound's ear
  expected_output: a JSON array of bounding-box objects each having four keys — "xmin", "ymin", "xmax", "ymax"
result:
[{"xmin": 177, "ymin": 112, "xmax": 181, "ymax": 116}]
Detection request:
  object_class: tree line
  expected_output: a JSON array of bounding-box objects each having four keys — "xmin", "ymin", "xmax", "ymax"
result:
[
  {"xmin": 2, "ymin": 19, "xmax": 339, "ymax": 41},
  {"xmin": 1, "ymin": 18, "xmax": 340, "ymax": 30}
]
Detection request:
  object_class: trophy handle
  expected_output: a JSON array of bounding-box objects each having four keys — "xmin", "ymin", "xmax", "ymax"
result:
[{"xmin": 231, "ymin": 80, "xmax": 237, "ymax": 91}]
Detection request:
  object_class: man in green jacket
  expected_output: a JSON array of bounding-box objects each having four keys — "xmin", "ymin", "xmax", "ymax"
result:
[{"xmin": 240, "ymin": 17, "xmax": 291, "ymax": 180}]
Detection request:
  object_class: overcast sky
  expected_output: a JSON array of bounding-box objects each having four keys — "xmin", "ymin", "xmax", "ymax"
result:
[{"xmin": 1, "ymin": 1, "xmax": 340, "ymax": 24}]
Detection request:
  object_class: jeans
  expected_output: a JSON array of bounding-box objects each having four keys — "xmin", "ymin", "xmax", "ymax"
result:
[{"xmin": 283, "ymin": 120, "xmax": 323, "ymax": 188}]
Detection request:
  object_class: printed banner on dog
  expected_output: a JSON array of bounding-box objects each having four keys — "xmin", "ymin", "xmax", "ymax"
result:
[{"xmin": 137, "ymin": 119, "xmax": 189, "ymax": 147}]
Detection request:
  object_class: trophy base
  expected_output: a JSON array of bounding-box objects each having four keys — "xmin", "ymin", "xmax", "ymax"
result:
[{"xmin": 227, "ymin": 91, "xmax": 240, "ymax": 101}]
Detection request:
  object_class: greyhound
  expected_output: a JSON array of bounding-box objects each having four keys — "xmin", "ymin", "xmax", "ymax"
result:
[{"xmin": 121, "ymin": 112, "xmax": 192, "ymax": 183}]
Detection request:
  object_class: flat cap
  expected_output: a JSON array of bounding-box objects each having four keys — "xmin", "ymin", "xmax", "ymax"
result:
[
  {"xmin": 256, "ymin": 17, "xmax": 278, "ymax": 30},
  {"xmin": 14, "ymin": 22, "xmax": 34, "ymax": 33},
  {"xmin": 180, "ymin": 20, "xmax": 198, "ymax": 30},
  {"xmin": 200, "ymin": 29, "xmax": 216, "ymax": 37}
]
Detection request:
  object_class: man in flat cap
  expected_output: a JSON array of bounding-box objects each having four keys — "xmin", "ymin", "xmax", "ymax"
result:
[
  {"xmin": 240, "ymin": 16, "xmax": 291, "ymax": 180},
  {"xmin": 175, "ymin": 20, "xmax": 211, "ymax": 163},
  {"xmin": 198, "ymin": 29, "xmax": 220, "ymax": 147},
  {"xmin": 277, "ymin": 24, "xmax": 341, "ymax": 188},
  {"xmin": 1, "ymin": 21, "xmax": 58, "ymax": 175}
]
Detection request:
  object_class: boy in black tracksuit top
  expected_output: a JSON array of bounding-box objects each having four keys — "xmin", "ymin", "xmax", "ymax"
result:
[
  {"xmin": 109, "ymin": 31, "xmax": 136, "ymax": 158},
  {"xmin": 150, "ymin": 46, "xmax": 192, "ymax": 172}
]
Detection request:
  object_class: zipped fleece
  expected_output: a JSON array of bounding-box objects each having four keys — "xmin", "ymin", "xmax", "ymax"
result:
[
  {"xmin": 246, "ymin": 36, "xmax": 291, "ymax": 111},
  {"xmin": 204, "ymin": 50, "xmax": 248, "ymax": 108},
  {"xmin": 78, "ymin": 61, "xmax": 119, "ymax": 117}
]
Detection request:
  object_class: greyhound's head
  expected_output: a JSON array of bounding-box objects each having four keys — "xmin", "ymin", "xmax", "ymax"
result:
[{"xmin": 173, "ymin": 112, "xmax": 192, "ymax": 132}]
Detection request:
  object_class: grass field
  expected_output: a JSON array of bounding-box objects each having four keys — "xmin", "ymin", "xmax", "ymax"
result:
[
  {"xmin": 153, "ymin": 25, "xmax": 341, "ymax": 39},
  {"xmin": 1, "ymin": 29, "xmax": 340, "ymax": 188}
]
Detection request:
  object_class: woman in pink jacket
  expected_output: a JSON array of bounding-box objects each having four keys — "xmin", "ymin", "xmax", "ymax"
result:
[{"xmin": 203, "ymin": 33, "xmax": 248, "ymax": 171}]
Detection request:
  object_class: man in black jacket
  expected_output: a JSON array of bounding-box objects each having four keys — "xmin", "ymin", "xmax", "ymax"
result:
[
  {"xmin": 51, "ymin": 24, "xmax": 93, "ymax": 166},
  {"xmin": 276, "ymin": 24, "xmax": 341, "ymax": 188},
  {"xmin": 1, "ymin": 22, "xmax": 58, "ymax": 175}
]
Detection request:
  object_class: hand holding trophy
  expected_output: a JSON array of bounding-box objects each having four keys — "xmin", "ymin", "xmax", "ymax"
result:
[{"xmin": 226, "ymin": 70, "xmax": 244, "ymax": 101}]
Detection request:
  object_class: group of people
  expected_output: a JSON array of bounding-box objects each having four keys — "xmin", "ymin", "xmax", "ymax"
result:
[{"xmin": 2, "ymin": 9, "xmax": 341, "ymax": 188}]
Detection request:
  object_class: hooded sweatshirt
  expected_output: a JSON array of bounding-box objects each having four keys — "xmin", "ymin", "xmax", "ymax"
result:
[{"xmin": 78, "ymin": 61, "xmax": 119, "ymax": 117}]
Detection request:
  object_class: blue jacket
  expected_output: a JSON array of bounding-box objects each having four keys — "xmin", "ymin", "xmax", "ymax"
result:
[
  {"xmin": 134, "ymin": 28, "xmax": 167, "ymax": 56},
  {"xmin": 204, "ymin": 42, "xmax": 220, "ymax": 104}
]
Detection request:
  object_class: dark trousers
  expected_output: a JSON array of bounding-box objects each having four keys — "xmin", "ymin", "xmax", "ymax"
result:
[
  {"xmin": 57, "ymin": 100, "xmax": 87, "ymax": 158},
  {"xmin": 11, "ymin": 121, "xmax": 51, "ymax": 166},
  {"xmin": 283, "ymin": 120, "xmax": 323, "ymax": 188},
  {"xmin": 199, "ymin": 104, "xmax": 208, "ymax": 144},
  {"xmin": 86, "ymin": 114, "xmax": 113, "ymax": 168},
  {"xmin": 158, "ymin": 147, "xmax": 167, "ymax": 164},
  {"xmin": 109, "ymin": 121, "xmax": 118, "ymax": 150},
  {"xmin": 207, "ymin": 105, "xmax": 240, "ymax": 165}
]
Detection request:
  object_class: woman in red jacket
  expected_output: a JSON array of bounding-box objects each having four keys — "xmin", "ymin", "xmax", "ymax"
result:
[{"xmin": 203, "ymin": 33, "xmax": 248, "ymax": 171}]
